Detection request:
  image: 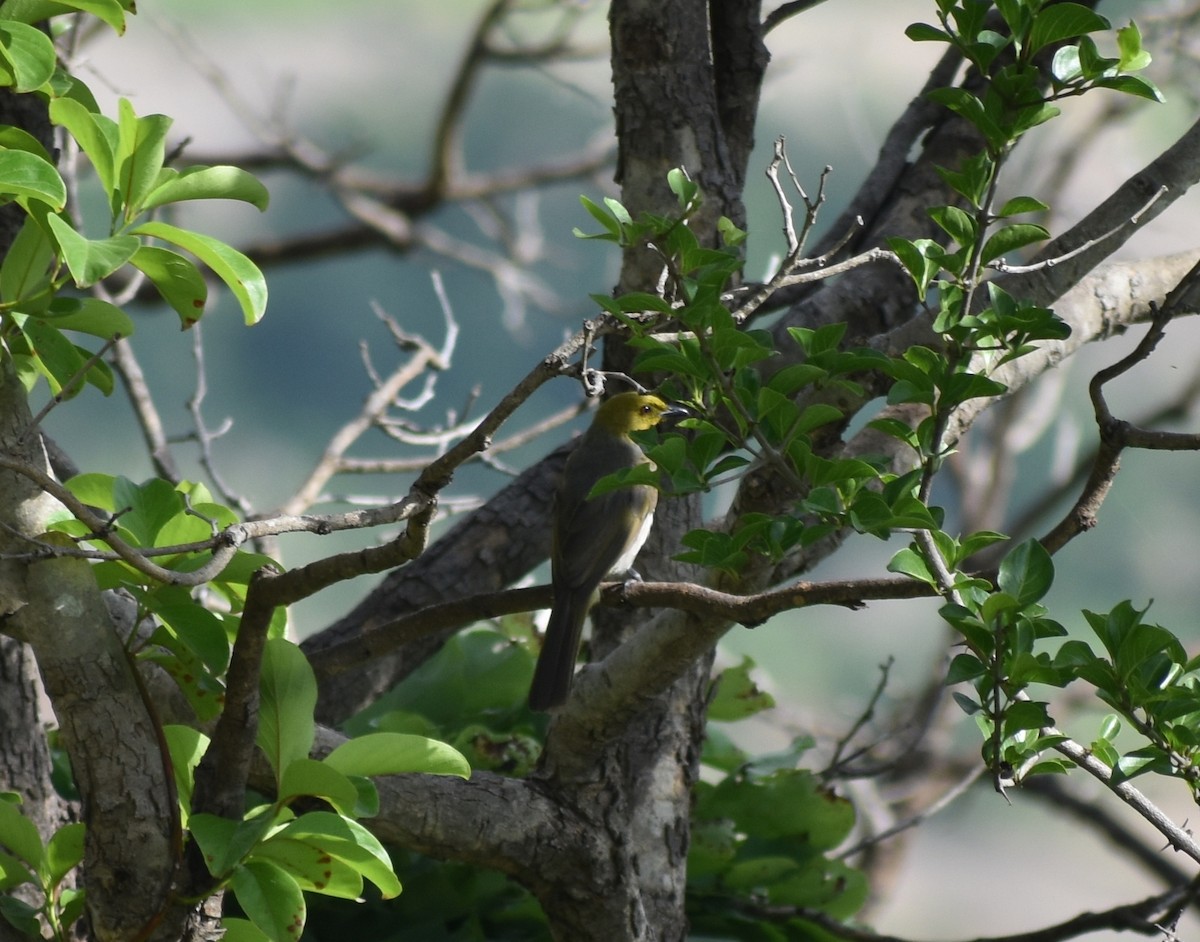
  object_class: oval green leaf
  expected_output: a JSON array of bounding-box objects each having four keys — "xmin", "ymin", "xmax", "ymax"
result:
[
  {"xmin": 1027, "ymin": 4, "xmax": 1110, "ymax": 57},
  {"xmin": 129, "ymin": 245, "xmax": 208, "ymax": 328},
  {"xmin": 980, "ymin": 223, "xmax": 1049, "ymax": 264},
  {"xmin": 0, "ymin": 149, "xmax": 65, "ymax": 209},
  {"xmin": 278, "ymin": 759, "xmax": 358, "ymax": 815},
  {"xmin": 257, "ymin": 640, "xmax": 316, "ymax": 782},
  {"xmin": 324, "ymin": 732, "xmax": 470, "ymax": 779},
  {"xmin": 140, "ymin": 165, "xmax": 269, "ymax": 213},
  {"xmin": 45, "ymin": 823, "xmax": 84, "ymax": 887},
  {"xmin": 0, "ymin": 22, "xmax": 57, "ymax": 92},
  {"xmin": 998, "ymin": 539, "xmax": 1054, "ymax": 608},
  {"xmin": 231, "ymin": 859, "xmax": 305, "ymax": 942},
  {"xmin": 275, "ymin": 812, "xmax": 400, "ymax": 900},
  {"xmin": 41, "ymin": 297, "xmax": 134, "ymax": 340},
  {"xmin": 0, "ymin": 215, "xmax": 53, "ymax": 304},
  {"xmin": 115, "ymin": 99, "xmax": 171, "ymax": 220},
  {"xmin": 0, "ymin": 801, "xmax": 44, "ymax": 868},
  {"xmin": 133, "ymin": 220, "xmax": 268, "ymax": 324},
  {"xmin": 48, "ymin": 97, "xmax": 115, "ymax": 194},
  {"xmin": 46, "ymin": 214, "xmax": 138, "ymax": 286},
  {"xmin": 1, "ymin": 0, "xmax": 126, "ymax": 34},
  {"xmin": 251, "ymin": 837, "xmax": 364, "ymax": 899}
]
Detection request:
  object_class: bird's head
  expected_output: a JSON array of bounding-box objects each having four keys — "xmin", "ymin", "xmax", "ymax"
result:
[{"xmin": 593, "ymin": 392, "xmax": 689, "ymax": 435}]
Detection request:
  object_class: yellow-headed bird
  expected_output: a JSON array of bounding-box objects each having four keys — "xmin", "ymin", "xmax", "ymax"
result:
[{"xmin": 529, "ymin": 392, "xmax": 687, "ymax": 711}]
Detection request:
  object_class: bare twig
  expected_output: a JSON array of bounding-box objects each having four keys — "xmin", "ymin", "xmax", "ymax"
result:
[
  {"xmin": 186, "ymin": 323, "xmax": 253, "ymax": 517},
  {"xmin": 108, "ymin": 338, "xmax": 181, "ymax": 482},
  {"xmin": 279, "ymin": 277, "xmax": 459, "ymax": 516},
  {"xmin": 308, "ymin": 575, "xmax": 937, "ymax": 678},
  {"xmin": 758, "ymin": 881, "xmax": 1200, "ymax": 942},
  {"xmin": 835, "ymin": 764, "xmax": 985, "ymax": 863},
  {"xmin": 989, "ymin": 185, "xmax": 1168, "ymax": 276},
  {"xmin": 1041, "ymin": 258, "xmax": 1200, "ymax": 554}
]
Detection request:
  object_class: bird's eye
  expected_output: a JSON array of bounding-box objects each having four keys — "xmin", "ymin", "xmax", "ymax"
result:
[{"xmin": 641, "ymin": 404, "xmax": 652, "ymax": 414}]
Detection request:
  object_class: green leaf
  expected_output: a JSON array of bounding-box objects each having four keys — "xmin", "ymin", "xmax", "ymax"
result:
[
  {"xmin": 44, "ymin": 823, "xmax": 84, "ymax": 888},
  {"xmin": 0, "ymin": 215, "xmax": 53, "ymax": 303},
  {"xmin": 946, "ymin": 652, "xmax": 986, "ymax": 684},
  {"xmin": 140, "ymin": 165, "xmax": 270, "ymax": 213},
  {"xmin": 997, "ymin": 539, "xmax": 1054, "ymax": 608},
  {"xmin": 0, "ymin": 126, "xmax": 51, "ymax": 163},
  {"xmin": 996, "ymin": 195, "xmax": 1049, "ymax": 217},
  {"xmin": 708, "ymin": 658, "xmax": 775, "ymax": 721},
  {"xmin": 934, "ymin": 156, "xmax": 992, "ymax": 212},
  {"xmin": 1116, "ymin": 21, "xmax": 1151, "ymax": 72},
  {"xmin": 0, "ymin": 896, "xmax": 40, "ymax": 937},
  {"xmin": 0, "ymin": 149, "xmax": 65, "ymax": 209},
  {"xmin": 1027, "ymin": 4, "xmax": 1110, "ymax": 57},
  {"xmin": 162, "ymin": 725, "xmax": 209, "ymax": 824},
  {"xmin": 0, "ymin": 21, "xmax": 57, "ymax": 92},
  {"xmin": 274, "ymin": 812, "xmax": 400, "ymax": 899},
  {"xmin": 717, "ymin": 215, "xmax": 746, "ymax": 247},
  {"xmin": 603, "ymin": 196, "xmax": 632, "ymax": 227},
  {"xmin": 928, "ymin": 205, "xmax": 978, "ymax": 247},
  {"xmin": 952, "ymin": 691, "xmax": 981, "ymax": 715},
  {"xmin": 697, "ymin": 769, "xmax": 854, "ymax": 849},
  {"xmin": 190, "ymin": 810, "xmax": 280, "ymax": 879},
  {"xmin": 257, "ymin": 640, "xmax": 317, "ymax": 782},
  {"xmin": 133, "ymin": 220, "xmax": 268, "ymax": 325},
  {"xmin": 40, "ymin": 297, "xmax": 134, "ymax": 340},
  {"xmin": 152, "ymin": 597, "xmax": 231, "ymax": 672},
  {"xmin": 216, "ymin": 919, "xmax": 272, "ymax": 942},
  {"xmin": 1002, "ymin": 699, "xmax": 1051, "ymax": 736},
  {"xmin": 251, "ymin": 837, "xmax": 365, "ymax": 899},
  {"xmin": 886, "ymin": 236, "xmax": 940, "ymax": 299},
  {"xmin": 278, "ymin": 759, "xmax": 358, "ymax": 815},
  {"xmin": 2, "ymin": 0, "xmax": 127, "ymax": 34},
  {"xmin": 667, "ymin": 166, "xmax": 699, "ymax": 209},
  {"xmin": 48, "ymin": 97, "xmax": 115, "ymax": 194},
  {"xmin": 64, "ymin": 471, "xmax": 115, "ymax": 510},
  {"xmin": 575, "ymin": 195, "xmax": 621, "ymax": 240},
  {"xmin": 15, "ymin": 317, "xmax": 85, "ymax": 396},
  {"xmin": 324, "ymin": 732, "xmax": 470, "ymax": 779},
  {"xmin": 1094, "ymin": 74, "xmax": 1164, "ymax": 103},
  {"xmin": 0, "ymin": 800, "xmax": 43, "ymax": 868},
  {"xmin": 0, "ymin": 849, "xmax": 35, "ymax": 891},
  {"xmin": 938, "ymin": 370, "xmax": 1007, "ymax": 406},
  {"xmin": 128, "ymin": 245, "xmax": 208, "ymax": 328},
  {"xmin": 114, "ymin": 98, "xmax": 172, "ymax": 220},
  {"xmin": 980, "ymin": 223, "xmax": 1049, "ymax": 264},
  {"xmin": 1051, "ymin": 44, "xmax": 1083, "ymax": 84},
  {"xmin": 111, "ymin": 476, "xmax": 185, "ymax": 545},
  {"xmin": 230, "ymin": 859, "xmax": 305, "ymax": 942},
  {"xmin": 905, "ymin": 22, "xmax": 950, "ymax": 42},
  {"xmin": 45, "ymin": 214, "xmax": 139, "ymax": 286}
]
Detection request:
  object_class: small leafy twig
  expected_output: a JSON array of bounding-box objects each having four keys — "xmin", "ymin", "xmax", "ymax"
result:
[{"xmin": 21, "ymin": 334, "xmax": 121, "ymax": 441}]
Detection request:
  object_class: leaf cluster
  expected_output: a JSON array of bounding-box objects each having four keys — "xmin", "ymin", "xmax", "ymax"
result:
[
  {"xmin": 0, "ymin": 799, "xmax": 84, "ymax": 941},
  {"xmin": 180, "ymin": 639, "xmax": 470, "ymax": 942},
  {"xmin": 0, "ymin": 5, "xmax": 268, "ymax": 402}
]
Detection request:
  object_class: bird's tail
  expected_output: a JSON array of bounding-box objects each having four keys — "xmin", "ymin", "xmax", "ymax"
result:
[{"xmin": 528, "ymin": 595, "xmax": 588, "ymax": 711}]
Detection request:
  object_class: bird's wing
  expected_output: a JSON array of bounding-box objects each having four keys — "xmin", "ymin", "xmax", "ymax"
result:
[{"xmin": 553, "ymin": 473, "xmax": 658, "ymax": 591}]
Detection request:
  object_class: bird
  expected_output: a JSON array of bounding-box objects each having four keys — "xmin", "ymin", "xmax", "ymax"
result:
[{"xmin": 528, "ymin": 391, "xmax": 688, "ymax": 711}]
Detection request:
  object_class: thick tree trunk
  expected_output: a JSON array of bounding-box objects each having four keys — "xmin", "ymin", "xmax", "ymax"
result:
[{"xmin": 522, "ymin": 2, "xmax": 767, "ymax": 937}]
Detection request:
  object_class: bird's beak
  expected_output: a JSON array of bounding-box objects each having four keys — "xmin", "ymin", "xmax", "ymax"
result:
[{"xmin": 663, "ymin": 403, "xmax": 691, "ymax": 421}]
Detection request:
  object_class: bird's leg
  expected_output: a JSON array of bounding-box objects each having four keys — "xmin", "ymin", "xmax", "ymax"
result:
[{"xmin": 619, "ymin": 568, "xmax": 643, "ymax": 600}]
